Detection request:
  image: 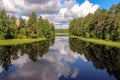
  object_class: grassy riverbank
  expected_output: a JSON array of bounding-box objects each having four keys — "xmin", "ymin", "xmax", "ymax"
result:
[
  {"xmin": 0, "ymin": 38, "xmax": 46, "ymax": 46},
  {"xmin": 70, "ymin": 35, "xmax": 120, "ymax": 48},
  {"xmin": 55, "ymin": 29, "xmax": 68, "ymax": 33}
]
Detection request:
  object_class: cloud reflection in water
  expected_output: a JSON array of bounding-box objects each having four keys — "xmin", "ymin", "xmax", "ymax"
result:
[{"xmin": 0, "ymin": 37, "xmax": 81, "ymax": 80}]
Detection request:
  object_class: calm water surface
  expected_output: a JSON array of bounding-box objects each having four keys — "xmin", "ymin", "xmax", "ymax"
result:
[{"xmin": 0, "ymin": 37, "xmax": 119, "ymax": 80}]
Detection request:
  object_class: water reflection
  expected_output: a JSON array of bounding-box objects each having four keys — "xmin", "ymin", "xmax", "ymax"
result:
[
  {"xmin": 0, "ymin": 37, "xmax": 75, "ymax": 80},
  {"xmin": 0, "ymin": 38, "xmax": 54, "ymax": 71},
  {"xmin": 0, "ymin": 37, "xmax": 119, "ymax": 80},
  {"xmin": 69, "ymin": 38, "xmax": 120, "ymax": 80}
]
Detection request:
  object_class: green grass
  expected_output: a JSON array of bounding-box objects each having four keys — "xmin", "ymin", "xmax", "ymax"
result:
[
  {"xmin": 0, "ymin": 38, "xmax": 46, "ymax": 46},
  {"xmin": 55, "ymin": 33, "xmax": 69, "ymax": 36},
  {"xmin": 70, "ymin": 35, "xmax": 120, "ymax": 48},
  {"xmin": 55, "ymin": 29, "xmax": 68, "ymax": 33}
]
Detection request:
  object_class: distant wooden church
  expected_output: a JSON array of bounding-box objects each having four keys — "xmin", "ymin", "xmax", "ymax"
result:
[{"xmin": 15, "ymin": 19, "xmax": 21, "ymax": 28}]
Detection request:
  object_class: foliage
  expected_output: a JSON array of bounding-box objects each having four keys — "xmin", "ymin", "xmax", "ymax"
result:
[
  {"xmin": 37, "ymin": 17, "xmax": 55, "ymax": 38},
  {"xmin": 69, "ymin": 3, "xmax": 120, "ymax": 42},
  {"xmin": 0, "ymin": 10, "xmax": 55, "ymax": 39},
  {"xmin": 26, "ymin": 12, "xmax": 37, "ymax": 38}
]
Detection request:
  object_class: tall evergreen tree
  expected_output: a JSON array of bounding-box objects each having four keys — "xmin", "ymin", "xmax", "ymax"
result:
[
  {"xmin": 26, "ymin": 11, "xmax": 37, "ymax": 38},
  {"xmin": 0, "ymin": 9, "xmax": 15, "ymax": 39}
]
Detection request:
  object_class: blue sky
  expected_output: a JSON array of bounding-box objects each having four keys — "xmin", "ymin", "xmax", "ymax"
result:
[{"xmin": 77, "ymin": 0, "xmax": 120, "ymax": 9}]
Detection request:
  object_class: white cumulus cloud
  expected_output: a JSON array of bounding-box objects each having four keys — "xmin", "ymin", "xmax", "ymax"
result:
[{"xmin": 42, "ymin": 0, "xmax": 99, "ymax": 28}]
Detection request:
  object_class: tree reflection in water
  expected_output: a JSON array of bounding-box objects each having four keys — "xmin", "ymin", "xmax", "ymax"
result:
[
  {"xmin": 0, "ymin": 38, "xmax": 54, "ymax": 71},
  {"xmin": 69, "ymin": 38, "xmax": 120, "ymax": 80}
]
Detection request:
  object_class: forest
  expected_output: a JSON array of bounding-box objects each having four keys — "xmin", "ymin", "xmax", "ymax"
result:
[
  {"xmin": 69, "ymin": 3, "xmax": 120, "ymax": 42},
  {"xmin": 0, "ymin": 10, "xmax": 55, "ymax": 39}
]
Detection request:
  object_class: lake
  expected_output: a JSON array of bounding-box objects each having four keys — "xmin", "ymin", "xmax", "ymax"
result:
[{"xmin": 0, "ymin": 37, "xmax": 119, "ymax": 80}]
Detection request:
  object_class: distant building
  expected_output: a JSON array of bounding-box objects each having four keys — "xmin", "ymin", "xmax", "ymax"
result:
[{"xmin": 15, "ymin": 19, "xmax": 20, "ymax": 27}]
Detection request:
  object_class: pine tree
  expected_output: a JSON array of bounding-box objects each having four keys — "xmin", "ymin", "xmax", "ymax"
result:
[{"xmin": 26, "ymin": 11, "xmax": 37, "ymax": 38}]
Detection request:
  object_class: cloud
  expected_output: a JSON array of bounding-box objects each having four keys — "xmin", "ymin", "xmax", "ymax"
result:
[
  {"xmin": 0, "ymin": 1, "xmax": 3, "ymax": 10},
  {"xmin": 0, "ymin": 0, "xmax": 99, "ymax": 28},
  {"xmin": 25, "ymin": 0, "xmax": 50, "ymax": 4},
  {"xmin": 55, "ymin": 0, "xmax": 99, "ymax": 28},
  {"xmin": 1, "ymin": 0, "xmax": 61, "ymax": 16},
  {"xmin": 43, "ymin": 0, "xmax": 99, "ymax": 28},
  {"xmin": 23, "ymin": 0, "xmax": 61, "ymax": 15},
  {"xmin": 6, "ymin": 58, "xmax": 70, "ymax": 80},
  {"xmin": 2, "ymin": 0, "xmax": 19, "ymax": 14},
  {"xmin": 64, "ymin": 0, "xmax": 76, "ymax": 8},
  {"xmin": 71, "ymin": 68, "xmax": 79, "ymax": 78},
  {"xmin": 22, "ymin": 16, "xmax": 29, "ymax": 21}
]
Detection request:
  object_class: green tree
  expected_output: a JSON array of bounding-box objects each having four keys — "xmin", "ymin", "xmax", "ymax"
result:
[
  {"xmin": 26, "ymin": 11, "xmax": 37, "ymax": 38},
  {"xmin": 37, "ymin": 16, "xmax": 55, "ymax": 38},
  {"xmin": 37, "ymin": 16, "xmax": 44, "ymax": 37},
  {"xmin": 19, "ymin": 17, "xmax": 26, "ymax": 28},
  {"xmin": 0, "ymin": 9, "xmax": 15, "ymax": 39}
]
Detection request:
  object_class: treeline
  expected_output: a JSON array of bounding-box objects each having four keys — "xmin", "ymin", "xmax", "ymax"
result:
[
  {"xmin": 0, "ymin": 9, "xmax": 55, "ymax": 39},
  {"xmin": 69, "ymin": 3, "xmax": 120, "ymax": 42}
]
